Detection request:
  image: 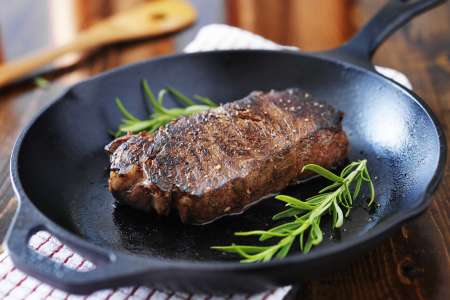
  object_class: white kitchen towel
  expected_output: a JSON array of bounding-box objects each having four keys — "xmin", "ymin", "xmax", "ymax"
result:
[
  {"xmin": 184, "ymin": 24, "xmax": 412, "ymax": 89},
  {"xmin": 0, "ymin": 24, "xmax": 412, "ymax": 300},
  {"xmin": 0, "ymin": 231, "xmax": 290, "ymax": 300}
]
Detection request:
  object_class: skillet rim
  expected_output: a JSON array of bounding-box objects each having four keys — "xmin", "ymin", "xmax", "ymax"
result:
[{"xmin": 9, "ymin": 49, "xmax": 448, "ymax": 271}]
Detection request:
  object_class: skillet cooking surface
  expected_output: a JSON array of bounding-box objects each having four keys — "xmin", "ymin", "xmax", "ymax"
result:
[{"xmin": 17, "ymin": 50, "xmax": 442, "ymax": 260}]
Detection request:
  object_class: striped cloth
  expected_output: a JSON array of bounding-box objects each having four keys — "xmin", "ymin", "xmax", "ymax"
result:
[
  {"xmin": 0, "ymin": 24, "xmax": 411, "ymax": 300},
  {"xmin": 0, "ymin": 231, "xmax": 290, "ymax": 300}
]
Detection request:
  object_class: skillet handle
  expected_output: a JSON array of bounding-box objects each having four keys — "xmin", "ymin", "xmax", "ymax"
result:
[
  {"xmin": 5, "ymin": 201, "xmax": 152, "ymax": 294},
  {"xmin": 322, "ymin": 0, "xmax": 446, "ymax": 68}
]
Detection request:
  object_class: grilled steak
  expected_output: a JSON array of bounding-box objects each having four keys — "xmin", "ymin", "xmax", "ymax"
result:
[{"xmin": 106, "ymin": 89, "xmax": 348, "ymax": 224}]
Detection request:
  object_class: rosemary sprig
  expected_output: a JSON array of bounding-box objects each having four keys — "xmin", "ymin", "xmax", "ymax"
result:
[
  {"xmin": 212, "ymin": 159, "xmax": 375, "ymax": 263},
  {"xmin": 114, "ymin": 80, "xmax": 217, "ymax": 137}
]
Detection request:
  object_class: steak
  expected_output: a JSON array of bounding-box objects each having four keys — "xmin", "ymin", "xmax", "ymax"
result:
[{"xmin": 105, "ymin": 89, "xmax": 348, "ymax": 224}]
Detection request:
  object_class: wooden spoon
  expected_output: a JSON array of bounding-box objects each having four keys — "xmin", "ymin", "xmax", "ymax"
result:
[{"xmin": 0, "ymin": 0, "xmax": 196, "ymax": 87}]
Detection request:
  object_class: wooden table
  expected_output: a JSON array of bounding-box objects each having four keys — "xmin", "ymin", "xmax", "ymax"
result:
[{"xmin": 0, "ymin": 1, "xmax": 448, "ymax": 299}]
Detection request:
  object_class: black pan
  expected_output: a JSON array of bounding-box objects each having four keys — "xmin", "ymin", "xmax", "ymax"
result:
[{"xmin": 6, "ymin": 0, "xmax": 447, "ymax": 295}]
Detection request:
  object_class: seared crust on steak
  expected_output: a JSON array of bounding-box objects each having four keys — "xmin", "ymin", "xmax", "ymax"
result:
[{"xmin": 106, "ymin": 89, "xmax": 348, "ymax": 224}]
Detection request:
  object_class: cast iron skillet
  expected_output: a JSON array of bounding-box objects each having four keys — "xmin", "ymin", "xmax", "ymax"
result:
[{"xmin": 6, "ymin": 0, "xmax": 447, "ymax": 295}]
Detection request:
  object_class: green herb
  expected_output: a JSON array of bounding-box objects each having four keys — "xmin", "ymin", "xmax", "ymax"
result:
[
  {"xmin": 212, "ymin": 159, "xmax": 375, "ymax": 263},
  {"xmin": 113, "ymin": 80, "xmax": 217, "ymax": 137},
  {"xmin": 34, "ymin": 77, "xmax": 49, "ymax": 88}
]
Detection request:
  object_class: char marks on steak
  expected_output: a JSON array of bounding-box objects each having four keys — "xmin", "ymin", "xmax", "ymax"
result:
[{"xmin": 106, "ymin": 89, "xmax": 348, "ymax": 224}]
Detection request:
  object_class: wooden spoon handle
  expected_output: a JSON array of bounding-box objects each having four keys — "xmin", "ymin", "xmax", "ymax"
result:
[
  {"xmin": 0, "ymin": 0, "xmax": 196, "ymax": 87},
  {"xmin": 0, "ymin": 30, "xmax": 110, "ymax": 87}
]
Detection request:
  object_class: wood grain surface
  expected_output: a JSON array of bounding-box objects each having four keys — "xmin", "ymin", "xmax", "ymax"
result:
[{"xmin": 0, "ymin": 1, "xmax": 448, "ymax": 299}]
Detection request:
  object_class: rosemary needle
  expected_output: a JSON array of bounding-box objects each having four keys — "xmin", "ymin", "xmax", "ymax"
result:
[
  {"xmin": 113, "ymin": 80, "xmax": 217, "ymax": 137},
  {"xmin": 34, "ymin": 77, "xmax": 50, "ymax": 89},
  {"xmin": 212, "ymin": 159, "xmax": 376, "ymax": 263}
]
